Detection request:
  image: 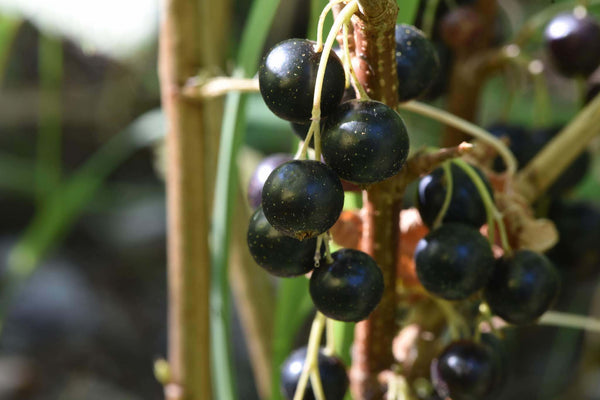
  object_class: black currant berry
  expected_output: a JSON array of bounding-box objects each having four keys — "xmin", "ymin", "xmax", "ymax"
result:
[
  {"xmin": 247, "ymin": 207, "xmax": 321, "ymax": 277},
  {"xmin": 431, "ymin": 340, "xmax": 503, "ymax": 400},
  {"xmin": 484, "ymin": 250, "xmax": 560, "ymax": 325},
  {"xmin": 415, "ymin": 223, "xmax": 494, "ymax": 300},
  {"xmin": 395, "ymin": 24, "xmax": 440, "ymax": 101},
  {"xmin": 488, "ymin": 124, "xmax": 536, "ymax": 172},
  {"xmin": 259, "ymin": 39, "xmax": 346, "ymax": 123},
  {"xmin": 548, "ymin": 200, "xmax": 600, "ymax": 280},
  {"xmin": 281, "ymin": 347, "xmax": 349, "ymax": 400},
  {"xmin": 417, "ymin": 163, "xmax": 493, "ymax": 228},
  {"xmin": 262, "ymin": 160, "xmax": 344, "ymax": 239},
  {"xmin": 248, "ymin": 154, "xmax": 293, "ymax": 209},
  {"xmin": 310, "ymin": 249, "xmax": 384, "ymax": 322},
  {"xmin": 544, "ymin": 12, "xmax": 600, "ymax": 77},
  {"xmin": 322, "ymin": 100, "xmax": 409, "ymax": 184}
]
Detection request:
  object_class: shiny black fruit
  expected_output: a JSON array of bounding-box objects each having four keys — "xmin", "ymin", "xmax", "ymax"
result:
[
  {"xmin": 247, "ymin": 207, "xmax": 321, "ymax": 277},
  {"xmin": 259, "ymin": 39, "xmax": 346, "ymax": 122},
  {"xmin": 248, "ymin": 154, "xmax": 293, "ymax": 209},
  {"xmin": 395, "ymin": 24, "xmax": 440, "ymax": 101},
  {"xmin": 262, "ymin": 160, "xmax": 344, "ymax": 239},
  {"xmin": 484, "ymin": 250, "xmax": 560, "ymax": 325},
  {"xmin": 322, "ymin": 100, "xmax": 409, "ymax": 184},
  {"xmin": 310, "ymin": 249, "xmax": 384, "ymax": 322},
  {"xmin": 415, "ymin": 223, "xmax": 494, "ymax": 300},
  {"xmin": 417, "ymin": 163, "xmax": 493, "ymax": 228},
  {"xmin": 544, "ymin": 12, "xmax": 600, "ymax": 77},
  {"xmin": 431, "ymin": 340, "xmax": 503, "ymax": 400},
  {"xmin": 281, "ymin": 347, "xmax": 349, "ymax": 400}
]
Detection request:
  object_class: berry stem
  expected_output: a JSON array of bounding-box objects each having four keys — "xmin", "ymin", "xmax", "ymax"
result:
[
  {"xmin": 343, "ymin": 22, "xmax": 370, "ymax": 100},
  {"xmin": 182, "ymin": 76, "xmax": 259, "ymax": 99},
  {"xmin": 316, "ymin": 0, "xmax": 347, "ymax": 51},
  {"xmin": 432, "ymin": 161, "xmax": 454, "ymax": 229},
  {"xmin": 399, "ymin": 101, "xmax": 517, "ymax": 177},
  {"xmin": 538, "ymin": 311, "xmax": 600, "ymax": 333},
  {"xmin": 326, "ymin": 317, "xmax": 336, "ymax": 356},
  {"xmin": 452, "ymin": 159, "xmax": 512, "ymax": 253},
  {"xmin": 293, "ymin": 312, "xmax": 327, "ymax": 400}
]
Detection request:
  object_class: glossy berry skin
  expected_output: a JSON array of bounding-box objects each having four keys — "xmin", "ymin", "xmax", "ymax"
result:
[
  {"xmin": 310, "ymin": 249, "xmax": 384, "ymax": 322},
  {"xmin": 431, "ymin": 340, "xmax": 503, "ymax": 400},
  {"xmin": 484, "ymin": 250, "xmax": 560, "ymax": 325},
  {"xmin": 247, "ymin": 207, "xmax": 320, "ymax": 277},
  {"xmin": 281, "ymin": 347, "xmax": 349, "ymax": 400},
  {"xmin": 259, "ymin": 39, "xmax": 345, "ymax": 123},
  {"xmin": 417, "ymin": 163, "xmax": 493, "ymax": 228},
  {"xmin": 262, "ymin": 160, "xmax": 344, "ymax": 239},
  {"xmin": 415, "ymin": 223, "xmax": 494, "ymax": 300},
  {"xmin": 395, "ymin": 24, "xmax": 440, "ymax": 101},
  {"xmin": 544, "ymin": 13, "xmax": 600, "ymax": 77},
  {"xmin": 248, "ymin": 154, "xmax": 293, "ymax": 209},
  {"xmin": 322, "ymin": 100, "xmax": 410, "ymax": 184}
]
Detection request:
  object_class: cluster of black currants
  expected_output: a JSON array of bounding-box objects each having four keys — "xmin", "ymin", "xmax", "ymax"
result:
[
  {"xmin": 246, "ymin": 22, "xmax": 441, "ymax": 399},
  {"xmin": 414, "ymin": 161, "xmax": 561, "ymax": 399}
]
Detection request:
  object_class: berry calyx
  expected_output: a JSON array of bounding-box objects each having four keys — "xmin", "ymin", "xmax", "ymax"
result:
[
  {"xmin": 395, "ymin": 24, "xmax": 440, "ymax": 101},
  {"xmin": 262, "ymin": 160, "xmax": 344, "ymax": 239},
  {"xmin": 248, "ymin": 153, "xmax": 294, "ymax": 209},
  {"xmin": 415, "ymin": 223, "xmax": 494, "ymax": 300},
  {"xmin": 259, "ymin": 39, "xmax": 346, "ymax": 122},
  {"xmin": 431, "ymin": 340, "xmax": 504, "ymax": 400},
  {"xmin": 544, "ymin": 12, "xmax": 600, "ymax": 77},
  {"xmin": 484, "ymin": 250, "xmax": 560, "ymax": 325},
  {"xmin": 247, "ymin": 207, "xmax": 321, "ymax": 277},
  {"xmin": 417, "ymin": 163, "xmax": 493, "ymax": 229},
  {"xmin": 309, "ymin": 249, "xmax": 384, "ymax": 322},
  {"xmin": 322, "ymin": 99, "xmax": 410, "ymax": 184},
  {"xmin": 280, "ymin": 347, "xmax": 349, "ymax": 400}
]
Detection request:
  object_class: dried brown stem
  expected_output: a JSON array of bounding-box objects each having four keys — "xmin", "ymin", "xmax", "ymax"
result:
[
  {"xmin": 515, "ymin": 93, "xmax": 600, "ymax": 202},
  {"xmin": 159, "ymin": 0, "xmax": 220, "ymax": 398}
]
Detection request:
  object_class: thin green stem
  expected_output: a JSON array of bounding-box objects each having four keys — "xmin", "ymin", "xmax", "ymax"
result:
[
  {"xmin": 301, "ymin": 0, "xmax": 359, "ymax": 160},
  {"xmin": 326, "ymin": 317, "xmax": 336, "ymax": 355},
  {"xmin": 452, "ymin": 159, "xmax": 512, "ymax": 253},
  {"xmin": 342, "ymin": 22, "xmax": 370, "ymax": 99},
  {"xmin": 399, "ymin": 101, "xmax": 517, "ymax": 176},
  {"xmin": 293, "ymin": 312, "xmax": 327, "ymax": 400},
  {"xmin": 538, "ymin": 311, "xmax": 600, "ymax": 332},
  {"xmin": 432, "ymin": 162, "xmax": 454, "ymax": 229},
  {"xmin": 317, "ymin": 0, "xmax": 346, "ymax": 50}
]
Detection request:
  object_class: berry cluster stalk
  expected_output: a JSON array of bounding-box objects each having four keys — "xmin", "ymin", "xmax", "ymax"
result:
[
  {"xmin": 158, "ymin": 0, "xmax": 225, "ymax": 397},
  {"xmin": 345, "ymin": 0, "xmax": 401, "ymax": 398}
]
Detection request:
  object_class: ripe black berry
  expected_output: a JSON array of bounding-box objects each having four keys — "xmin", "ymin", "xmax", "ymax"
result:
[
  {"xmin": 310, "ymin": 249, "xmax": 384, "ymax": 322},
  {"xmin": 247, "ymin": 207, "xmax": 321, "ymax": 277},
  {"xmin": 281, "ymin": 347, "xmax": 349, "ymax": 400},
  {"xmin": 322, "ymin": 99, "xmax": 410, "ymax": 184},
  {"xmin": 395, "ymin": 24, "xmax": 440, "ymax": 102},
  {"xmin": 248, "ymin": 154, "xmax": 293, "ymax": 209},
  {"xmin": 415, "ymin": 223, "xmax": 494, "ymax": 300},
  {"xmin": 259, "ymin": 39, "xmax": 346, "ymax": 122},
  {"xmin": 262, "ymin": 160, "xmax": 344, "ymax": 239},
  {"xmin": 544, "ymin": 12, "xmax": 600, "ymax": 77},
  {"xmin": 484, "ymin": 250, "xmax": 560, "ymax": 325},
  {"xmin": 431, "ymin": 340, "xmax": 503, "ymax": 400},
  {"xmin": 417, "ymin": 163, "xmax": 493, "ymax": 228}
]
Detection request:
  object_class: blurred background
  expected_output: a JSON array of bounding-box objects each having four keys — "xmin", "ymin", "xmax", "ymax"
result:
[{"xmin": 0, "ymin": 0, "xmax": 600, "ymax": 399}]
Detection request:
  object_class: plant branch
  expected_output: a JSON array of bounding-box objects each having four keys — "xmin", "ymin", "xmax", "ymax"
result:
[
  {"xmin": 515, "ymin": 93, "xmax": 600, "ymax": 202},
  {"xmin": 158, "ymin": 0, "xmax": 212, "ymax": 398}
]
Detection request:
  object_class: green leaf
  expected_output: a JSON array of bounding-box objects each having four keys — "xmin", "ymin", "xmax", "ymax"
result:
[
  {"xmin": 270, "ymin": 277, "xmax": 314, "ymax": 400},
  {"xmin": 332, "ymin": 320, "xmax": 354, "ymax": 366},
  {"xmin": 209, "ymin": 0, "xmax": 282, "ymax": 398},
  {"xmin": 7, "ymin": 109, "xmax": 165, "ymax": 279},
  {"xmin": 397, "ymin": 0, "xmax": 420, "ymax": 25}
]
